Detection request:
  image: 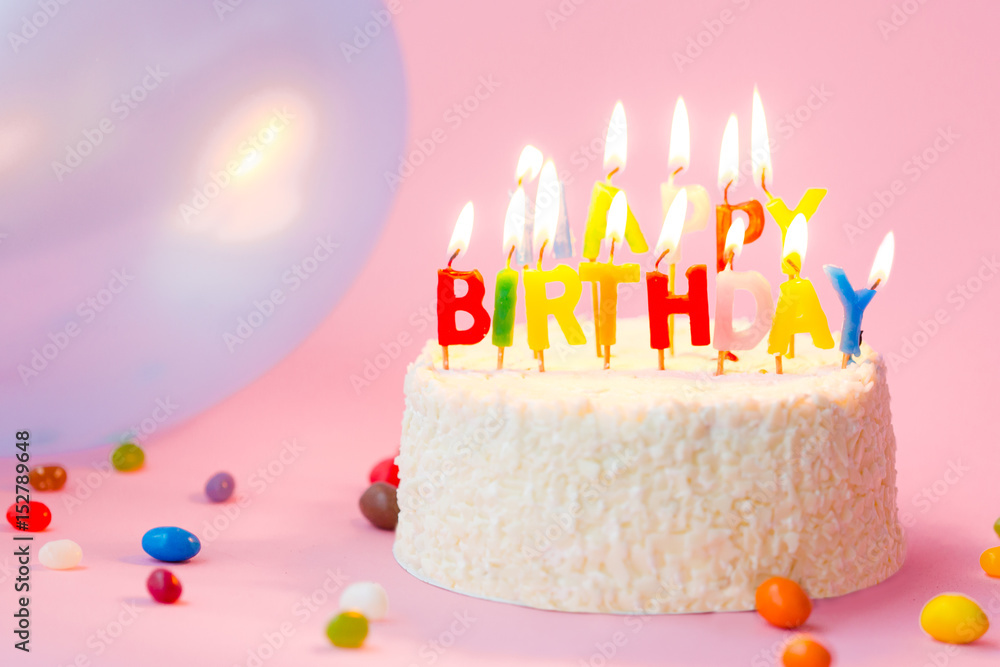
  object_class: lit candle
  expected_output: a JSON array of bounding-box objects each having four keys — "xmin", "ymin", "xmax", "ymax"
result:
[
  {"xmin": 524, "ymin": 161, "xmax": 587, "ymax": 371},
  {"xmin": 646, "ymin": 190, "xmax": 710, "ymax": 370},
  {"xmin": 513, "ymin": 145, "xmax": 543, "ymax": 266},
  {"xmin": 713, "ymin": 219, "xmax": 775, "ymax": 375},
  {"xmin": 583, "ymin": 101, "xmax": 649, "ymax": 355},
  {"xmin": 752, "ymin": 87, "xmax": 827, "ymax": 241},
  {"xmin": 437, "ymin": 202, "xmax": 492, "ymax": 370},
  {"xmin": 716, "ymin": 114, "xmax": 766, "ymax": 272},
  {"xmin": 767, "ymin": 215, "xmax": 834, "ymax": 373},
  {"xmin": 580, "ymin": 191, "xmax": 640, "ymax": 369},
  {"xmin": 823, "ymin": 231, "xmax": 894, "ymax": 368},
  {"xmin": 492, "ymin": 188, "xmax": 526, "ymax": 369},
  {"xmin": 660, "ymin": 96, "xmax": 711, "ymax": 355}
]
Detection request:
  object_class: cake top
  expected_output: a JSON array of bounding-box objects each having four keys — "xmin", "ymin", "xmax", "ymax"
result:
[{"xmin": 409, "ymin": 316, "xmax": 883, "ymax": 408}]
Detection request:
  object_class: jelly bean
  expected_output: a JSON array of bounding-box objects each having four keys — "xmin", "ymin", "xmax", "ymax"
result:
[
  {"xmin": 920, "ymin": 594, "xmax": 989, "ymax": 644},
  {"xmin": 781, "ymin": 636, "xmax": 831, "ymax": 667},
  {"xmin": 142, "ymin": 527, "xmax": 201, "ymax": 562},
  {"xmin": 326, "ymin": 611, "xmax": 368, "ymax": 648},
  {"xmin": 369, "ymin": 457, "xmax": 399, "ymax": 487},
  {"xmin": 6, "ymin": 501, "xmax": 52, "ymax": 532},
  {"xmin": 38, "ymin": 539, "xmax": 82, "ymax": 570},
  {"xmin": 29, "ymin": 465, "xmax": 67, "ymax": 492},
  {"xmin": 339, "ymin": 582, "xmax": 388, "ymax": 620},
  {"xmin": 755, "ymin": 577, "xmax": 812, "ymax": 629},
  {"xmin": 111, "ymin": 443, "xmax": 145, "ymax": 472},
  {"xmin": 147, "ymin": 568, "xmax": 183, "ymax": 604},
  {"xmin": 982, "ymin": 547, "xmax": 1000, "ymax": 577},
  {"xmin": 205, "ymin": 472, "xmax": 235, "ymax": 503},
  {"xmin": 359, "ymin": 482, "xmax": 398, "ymax": 531}
]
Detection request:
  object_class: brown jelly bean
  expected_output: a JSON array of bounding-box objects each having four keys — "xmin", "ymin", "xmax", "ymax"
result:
[
  {"xmin": 359, "ymin": 482, "xmax": 398, "ymax": 530},
  {"xmin": 29, "ymin": 465, "xmax": 67, "ymax": 492}
]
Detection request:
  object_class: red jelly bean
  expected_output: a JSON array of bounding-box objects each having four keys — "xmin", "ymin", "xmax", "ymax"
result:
[
  {"xmin": 147, "ymin": 568, "xmax": 183, "ymax": 604},
  {"xmin": 369, "ymin": 457, "xmax": 399, "ymax": 487},
  {"xmin": 6, "ymin": 501, "xmax": 52, "ymax": 532}
]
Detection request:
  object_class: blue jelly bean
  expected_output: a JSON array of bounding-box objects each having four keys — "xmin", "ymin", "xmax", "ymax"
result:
[
  {"xmin": 205, "ymin": 472, "xmax": 235, "ymax": 503},
  {"xmin": 142, "ymin": 527, "xmax": 201, "ymax": 562}
]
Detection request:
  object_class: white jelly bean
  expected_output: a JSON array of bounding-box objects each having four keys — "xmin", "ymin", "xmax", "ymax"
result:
[
  {"xmin": 339, "ymin": 582, "xmax": 388, "ymax": 620},
  {"xmin": 38, "ymin": 539, "xmax": 83, "ymax": 570}
]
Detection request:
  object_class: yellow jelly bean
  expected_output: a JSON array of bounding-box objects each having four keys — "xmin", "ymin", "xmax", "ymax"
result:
[
  {"xmin": 981, "ymin": 547, "xmax": 1000, "ymax": 577},
  {"xmin": 919, "ymin": 594, "xmax": 989, "ymax": 644}
]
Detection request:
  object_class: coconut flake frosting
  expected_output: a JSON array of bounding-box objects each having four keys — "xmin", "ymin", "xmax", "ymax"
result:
[{"xmin": 394, "ymin": 317, "xmax": 905, "ymax": 613}]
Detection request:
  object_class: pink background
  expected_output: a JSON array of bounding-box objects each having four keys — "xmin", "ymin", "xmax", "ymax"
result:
[{"xmin": 7, "ymin": 1, "xmax": 1000, "ymax": 665}]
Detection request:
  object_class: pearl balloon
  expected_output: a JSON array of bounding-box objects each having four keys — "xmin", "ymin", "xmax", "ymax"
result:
[{"xmin": 0, "ymin": 1, "xmax": 406, "ymax": 453}]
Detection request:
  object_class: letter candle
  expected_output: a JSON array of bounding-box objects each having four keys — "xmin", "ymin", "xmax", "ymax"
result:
[
  {"xmin": 524, "ymin": 161, "xmax": 587, "ymax": 371},
  {"xmin": 712, "ymin": 220, "xmax": 775, "ymax": 375},
  {"xmin": 824, "ymin": 231, "xmax": 894, "ymax": 368},
  {"xmin": 660, "ymin": 96, "xmax": 711, "ymax": 356},
  {"xmin": 715, "ymin": 114, "xmax": 766, "ymax": 273},
  {"xmin": 493, "ymin": 188, "xmax": 526, "ymax": 369},
  {"xmin": 580, "ymin": 191, "xmax": 640, "ymax": 369},
  {"xmin": 646, "ymin": 190, "xmax": 710, "ymax": 369},
  {"xmin": 437, "ymin": 202, "xmax": 491, "ymax": 370},
  {"xmin": 583, "ymin": 101, "xmax": 648, "ymax": 355},
  {"xmin": 752, "ymin": 87, "xmax": 827, "ymax": 358},
  {"xmin": 767, "ymin": 215, "xmax": 834, "ymax": 373}
]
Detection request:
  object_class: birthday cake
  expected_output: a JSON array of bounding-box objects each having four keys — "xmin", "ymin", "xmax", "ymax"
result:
[{"xmin": 393, "ymin": 317, "xmax": 904, "ymax": 614}]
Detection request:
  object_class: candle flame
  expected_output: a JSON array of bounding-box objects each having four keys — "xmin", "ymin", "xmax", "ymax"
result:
[
  {"xmin": 868, "ymin": 231, "xmax": 895, "ymax": 288},
  {"xmin": 718, "ymin": 114, "xmax": 739, "ymax": 191},
  {"xmin": 533, "ymin": 160, "xmax": 560, "ymax": 253},
  {"xmin": 668, "ymin": 96, "xmax": 690, "ymax": 172},
  {"xmin": 781, "ymin": 214, "xmax": 808, "ymax": 274},
  {"xmin": 655, "ymin": 188, "xmax": 687, "ymax": 257},
  {"xmin": 603, "ymin": 101, "xmax": 627, "ymax": 173},
  {"xmin": 751, "ymin": 86, "xmax": 772, "ymax": 189},
  {"xmin": 607, "ymin": 191, "xmax": 628, "ymax": 245},
  {"xmin": 503, "ymin": 187, "xmax": 526, "ymax": 256},
  {"xmin": 516, "ymin": 145, "xmax": 543, "ymax": 183},
  {"xmin": 724, "ymin": 218, "xmax": 747, "ymax": 260},
  {"xmin": 447, "ymin": 201, "xmax": 474, "ymax": 260}
]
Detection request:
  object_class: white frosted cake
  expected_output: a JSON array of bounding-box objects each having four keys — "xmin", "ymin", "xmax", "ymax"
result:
[{"xmin": 394, "ymin": 317, "xmax": 904, "ymax": 613}]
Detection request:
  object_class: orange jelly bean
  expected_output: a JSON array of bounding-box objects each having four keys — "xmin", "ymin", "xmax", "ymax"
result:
[
  {"xmin": 29, "ymin": 465, "xmax": 67, "ymax": 492},
  {"xmin": 755, "ymin": 576, "xmax": 812, "ymax": 628},
  {"xmin": 981, "ymin": 547, "xmax": 1000, "ymax": 577},
  {"xmin": 782, "ymin": 636, "xmax": 831, "ymax": 667}
]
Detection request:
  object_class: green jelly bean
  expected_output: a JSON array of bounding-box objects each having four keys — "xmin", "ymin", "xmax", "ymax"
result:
[
  {"xmin": 111, "ymin": 443, "xmax": 145, "ymax": 472},
  {"xmin": 326, "ymin": 611, "xmax": 368, "ymax": 648}
]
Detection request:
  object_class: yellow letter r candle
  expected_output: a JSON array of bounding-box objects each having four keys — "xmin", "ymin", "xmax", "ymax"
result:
[{"xmin": 524, "ymin": 265, "xmax": 586, "ymax": 352}]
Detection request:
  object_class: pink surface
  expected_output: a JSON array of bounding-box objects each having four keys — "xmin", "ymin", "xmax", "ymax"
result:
[{"xmin": 7, "ymin": 1, "xmax": 1000, "ymax": 664}]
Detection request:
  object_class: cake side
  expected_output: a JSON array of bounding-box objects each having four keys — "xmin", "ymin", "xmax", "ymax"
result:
[{"xmin": 394, "ymin": 318, "xmax": 905, "ymax": 613}]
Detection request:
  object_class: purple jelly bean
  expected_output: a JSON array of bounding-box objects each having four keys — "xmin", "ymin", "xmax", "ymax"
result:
[{"xmin": 205, "ymin": 472, "xmax": 235, "ymax": 502}]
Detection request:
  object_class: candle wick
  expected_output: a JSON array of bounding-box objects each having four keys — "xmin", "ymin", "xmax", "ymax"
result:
[
  {"xmin": 672, "ymin": 165, "xmax": 684, "ymax": 178},
  {"xmin": 870, "ymin": 278, "xmax": 881, "ymax": 290},
  {"xmin": 723, "ymin": 179, "xmax": 732, "ymax": 206},
  {"xmin": 606, "ymin": 166, "xmax": 620, "ymax": 182},
  {"xmin": 506, "ymin": 245, "xmax": 515, "ymax": 269},
  {"xmin": 609, "ymin": 238, "xmax": 616, "ymax": 264},
  {"xmin": 536, "ymin": 240, "xmax": 548, "ymax": 270},
  {"xmin": 447, "ymin": 249, "xmax": 460, "ymax": 268},
  {"xmin": 761, "ymin": 169, "xmax": 772, "ymax": 201},
  {"xmin": 655, "ymin": 249, "xmax": 669, "ymax": 271}
]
